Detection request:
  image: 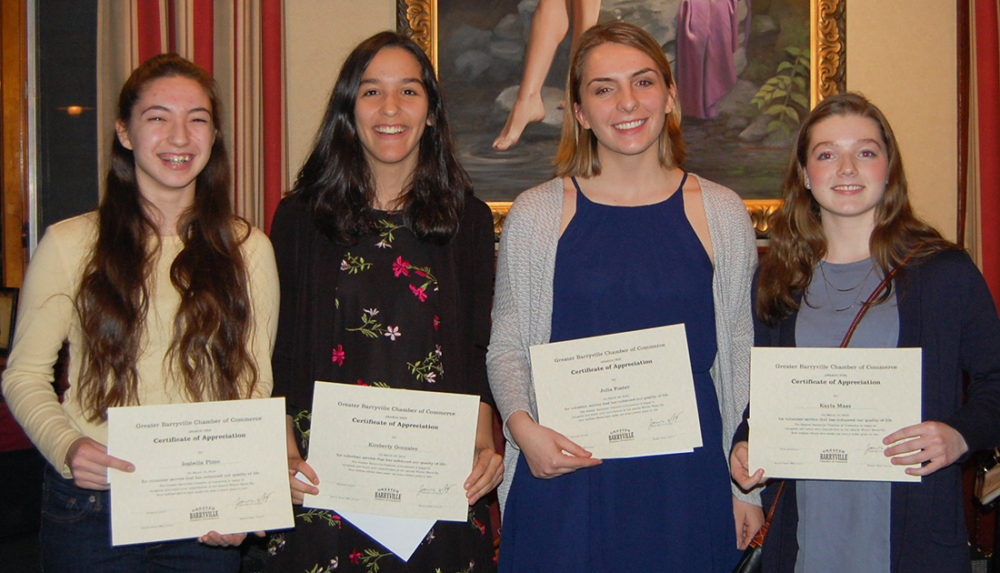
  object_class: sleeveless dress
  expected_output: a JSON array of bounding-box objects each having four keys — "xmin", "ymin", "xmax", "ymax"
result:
[
  {"xmin": 260, "ymin": 211, "xmax": 496, "ymax": 573},
  {"xmin": 498, "ymin": 174, "xmax": 741, "ymax": 572}
]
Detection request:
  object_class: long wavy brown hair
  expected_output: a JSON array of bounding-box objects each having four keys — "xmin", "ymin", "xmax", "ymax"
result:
[
  {"xmin": 757, "ymin": 92, "xmax": 957, "ymax": 324},
  {"xmin": 75, "ymin": 53, "xmax": 257, "ymax": 420},
  {"xmin": 555, "ymin": 21, "xmax": 686, "ymax": 177}
]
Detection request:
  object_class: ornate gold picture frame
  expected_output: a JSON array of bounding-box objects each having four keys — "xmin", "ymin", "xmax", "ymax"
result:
[{"xmin": 398, "ymin": 0, "xmax": 845, "ymax": 236}]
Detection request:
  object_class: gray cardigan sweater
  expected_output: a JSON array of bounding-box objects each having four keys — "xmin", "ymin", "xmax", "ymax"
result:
[{"xmin": 486, "ymin": 175, "xmax": 759, "ymax": 509}]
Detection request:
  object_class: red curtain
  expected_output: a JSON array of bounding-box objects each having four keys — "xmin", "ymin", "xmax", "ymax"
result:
[
  {"xmin": 129, "ymin": 0, "xmax": 285, "ymax": 232},
  {"xmin": 975, "ymin": 0, "xmax": 1000, "ymax": 306}
]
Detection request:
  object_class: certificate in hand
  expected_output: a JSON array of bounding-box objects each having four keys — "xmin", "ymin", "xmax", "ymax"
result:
[
  {"xmin": 529, "ymin": 324, "xmax": 702, "ymax": 459},
  {"xmin": 107, "ymin": 397, "xmax": 293, "ymax": 546},
  {"xmin": 304, "ymin": 382, "xmax": 479, "ymax": 522},
  {"xmin": 749, "ymin": 347, "xmax": 922, "ymax": 482}
]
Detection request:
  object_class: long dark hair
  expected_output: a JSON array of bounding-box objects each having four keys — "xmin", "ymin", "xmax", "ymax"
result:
[
  {"xmin": 290, "ymin": 31, "xmax": 470, "ymax": 245},
  {"xmin": 555, "ymin": 21, "xmax": 686, "ymax": 177},
  {"xmin": 75, "ymin": 53, "xmax": 258, "ymax": 420},
  {"xmin": 757, "ymin": 92, "xmax": 956, "ymax": 324}
]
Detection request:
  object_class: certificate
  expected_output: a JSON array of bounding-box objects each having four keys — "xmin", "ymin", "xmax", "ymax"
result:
[
  {"xmin": 529, "ymin": 324, "xmax": 702, "ymax": 459},
  {"xmin": 749, "ymin": 347, "xmax": 922, "ymax": 482},
  {"xmin": 304, "ymin": 382, "xmax": 479, "ymax": 522},
  {"xmin": 107, "ymin": 398, "xmax": 293, "ymax": 545}
]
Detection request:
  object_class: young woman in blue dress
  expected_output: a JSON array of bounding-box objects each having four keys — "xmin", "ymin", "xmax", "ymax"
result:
[
  {"xmin": 730, "ymin": 92, "xmax": 1000, "ymax": 572},
  {"xmin": 488, "ymin": 21, "xmax": 762, "ymax": 572}
]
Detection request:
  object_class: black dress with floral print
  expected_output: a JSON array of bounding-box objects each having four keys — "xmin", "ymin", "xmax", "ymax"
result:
[{"xmin": 258, "ymin": 211, "xmax": 495, "ymax": 573}]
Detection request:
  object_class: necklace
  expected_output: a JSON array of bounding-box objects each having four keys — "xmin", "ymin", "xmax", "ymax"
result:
[{"xmin": 818, "ymin": 260, "xmax": 875, "ymax": 312}]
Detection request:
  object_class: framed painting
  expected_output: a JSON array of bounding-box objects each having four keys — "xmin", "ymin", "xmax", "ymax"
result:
[
  {"xmin": 398, "ymin": 0, "xmax": 845, "ymax": 234},
  {"xmin": 0, "ymin": 287, "xmax": 17, "ymax": 357}
]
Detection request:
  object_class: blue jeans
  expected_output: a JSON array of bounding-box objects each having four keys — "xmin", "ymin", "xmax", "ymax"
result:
[{"xmin": 40, "ymin": 466, "xmax": 240, "ymax": 572}]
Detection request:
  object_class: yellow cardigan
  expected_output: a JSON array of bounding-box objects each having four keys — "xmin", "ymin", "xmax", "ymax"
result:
[{"xmin": 1, "ymin": 212, "xmax": 279, "ymax": 478}]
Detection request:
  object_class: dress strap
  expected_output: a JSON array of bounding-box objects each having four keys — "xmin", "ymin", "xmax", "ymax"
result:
[
  {"xmin": 570, "ymin": 171, "xmax": 689, "ymax": 203},
  {"xmin": 676, "ymin": 171, "xmax": 689, "ymax": 193}
]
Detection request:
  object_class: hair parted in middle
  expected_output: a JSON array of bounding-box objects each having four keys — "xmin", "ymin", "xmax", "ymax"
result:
[
  {"xmin": 756, "ymin": 91, "xmax": 956, "ymax": 324},
  {"xmin": 290, "ymin": 31, "xmax": 471, "ymax": 246},
  {"xmin": 555, "ymin": 20, "xmax": 686, "ymax": 178}
]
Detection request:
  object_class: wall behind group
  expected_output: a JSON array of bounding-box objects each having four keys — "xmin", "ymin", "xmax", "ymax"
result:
[
  {"xmin": 284, "ymin": 1, "xmax": 394, "ymax": 182},
  {"xmin": 284, "ymin": 1, "xmax": 959, "ymax": 241},
  {"xmin": 848, "ymin": 0, "xmax": 958, "ymax": 242}
]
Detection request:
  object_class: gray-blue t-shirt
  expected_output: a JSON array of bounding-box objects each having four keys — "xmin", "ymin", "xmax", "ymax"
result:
[{"xmin": 793, "ymin": 258, "xmax": 898, "ymax": 573}]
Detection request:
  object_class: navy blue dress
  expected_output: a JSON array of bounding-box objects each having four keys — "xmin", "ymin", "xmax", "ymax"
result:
[{"xmin": 498, "ymin": 174, "xmax": 741, "ymax": 572}]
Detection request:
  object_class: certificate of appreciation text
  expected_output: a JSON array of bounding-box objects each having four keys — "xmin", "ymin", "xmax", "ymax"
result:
[
  {"xmin": 749, "ymin": 347, "xmax": 922, "ymax": 482},
  {"xmin": 108, "ymin": 398, "xmax": 293, "ymax": 545},
  {"xmin": 529, "ymin": 324, "xmax": 702, "ymax": 459},
  {"xmin": 304, "ymin": 382, "xmax": 479, "ymax": 522}
]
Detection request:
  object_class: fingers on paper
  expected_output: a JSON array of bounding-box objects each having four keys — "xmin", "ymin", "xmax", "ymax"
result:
[
  {"xmin": 729, "ymin": 441, "xmax": 765, "ymax": 490},
  {"xmin": 67, "ymin": 437, "xmax": 134, "ymax": 490},
  {"xmin": 289, "ymin": 462, "xmax": 320, "ymax": 503},
  {"xmin": 465, "ymin": 448, "xmax": 503, "ymax": 505},
  {"xmin": 883, "ymin": 421, "xmax": 968, "ymax": 476},
  {"xmin": 199, "ymin": 530, "xmax": 247, "ymax": 547},
  {"xmin": 290, "ymin": 459, "xmax": 319, "ymax": 484}
]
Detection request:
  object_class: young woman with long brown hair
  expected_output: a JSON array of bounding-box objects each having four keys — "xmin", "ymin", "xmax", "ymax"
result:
[
  {"xmin": 731, "ymin": 92, "xmax": 1000, "ymax": 572},
  {"xmin": 1, "ymin": 53, "xmax": 279, "ymax": 571}
]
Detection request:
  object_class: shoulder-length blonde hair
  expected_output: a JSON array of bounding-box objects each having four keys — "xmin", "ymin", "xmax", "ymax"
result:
[{"xmin": 554, "ymin": 21, "xmax": 685, "ymax": 178}]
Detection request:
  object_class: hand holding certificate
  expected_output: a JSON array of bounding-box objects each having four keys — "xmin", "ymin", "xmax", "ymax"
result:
[
  {"xmin": 107, "ymin": 398, "xmax": 293, "ymax": 546},
  {"xmin": 748, "ymin": 347, "xmax": 922, "ymax": 482},
  {"xmin": 529, "ymin": 324, "xmax": 702, "ymax": 459},
  {"xmin": 304, "ymin": 382, "xmax": 479, "ymax": 521}
]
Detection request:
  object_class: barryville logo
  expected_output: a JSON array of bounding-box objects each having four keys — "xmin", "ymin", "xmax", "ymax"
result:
[
  {"xmin": 189, "ymin": 505, "xmax": 219, "ymax": 521},
  {"xmin": 374, "ymin": 487, "xmax": 402, "ymax": 503},
  {"xmin": 608, "ymin": 428, "xmax": 635, "ymax": 443},
  {"xmin": 820, "ymin": 448, "xmax": 848, "ymax": 463}
]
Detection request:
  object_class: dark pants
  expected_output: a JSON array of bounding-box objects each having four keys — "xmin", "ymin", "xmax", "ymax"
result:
[{"xmin": 40, "ymin": 466, "xmax": 240, "ymax": 573}]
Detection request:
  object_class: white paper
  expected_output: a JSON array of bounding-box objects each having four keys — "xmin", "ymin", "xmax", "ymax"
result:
[
  {"xmin": 337, "ymin": 512, "xmax": 434, "ymax": 561},
  {"xmin": 293, "ymin": 470, "xmax": 433, "ymax": 561},
  {"xmin": 304, "ymin": 382, "xmax": 478, "ymax": 522},
  {"xmin": 749, "ymin": 346, "xmax": 922, "ymax": 482},
  {"xmin": 107, "ymin": 398, "xmax": 293, "ymax": 545},
  {"xmin": 529, "ymin": 324, "xmax": 702, "ymax": 459}
]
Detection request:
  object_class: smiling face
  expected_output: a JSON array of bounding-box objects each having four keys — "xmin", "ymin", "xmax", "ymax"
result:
[
  {"xmin": 573, "ymin": 42, "xmax": 675, "ymax": 164},
  {"xmin": 354, "ymin": 46, "xmax": 430, "ymax": 178},
  {"xmin": 804, "ymin": 113, "xmax": 889, "ymax": 228},
  {"xmin": 115, "ymin": 75, "xmax": 215, "ymax": 209}
]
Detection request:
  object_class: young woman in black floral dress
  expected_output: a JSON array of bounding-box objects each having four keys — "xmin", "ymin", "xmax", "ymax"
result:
[{"xmin": 259, "ymin": 32, "xmax": 502, "ymax": 573}]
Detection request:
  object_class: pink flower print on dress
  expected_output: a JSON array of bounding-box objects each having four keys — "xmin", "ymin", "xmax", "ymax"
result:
[
  {"xmin": 433, "ymin": 315, "xmax": 440, "ymax": 331},
  {"xmin": 348, "ymin": 550, "xmax": 361, "ymax": 565},
  {"xmin": 384, "ymin": 326, "xmax": 401, "ymax": 340},
  {"xmin": 355, "ymin": 379, "xmax": 368, "ymax": 386},
  {"xmin": 331, "ymin": 344, "xmax": 345, "ymax": 366},
  {"xmin": 393, "ymin": 256, "xmax": 411, "ymax": 277},
  {"xmin": 409, "ymin": 284, "xmax": 428, "ymax": 302}
]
